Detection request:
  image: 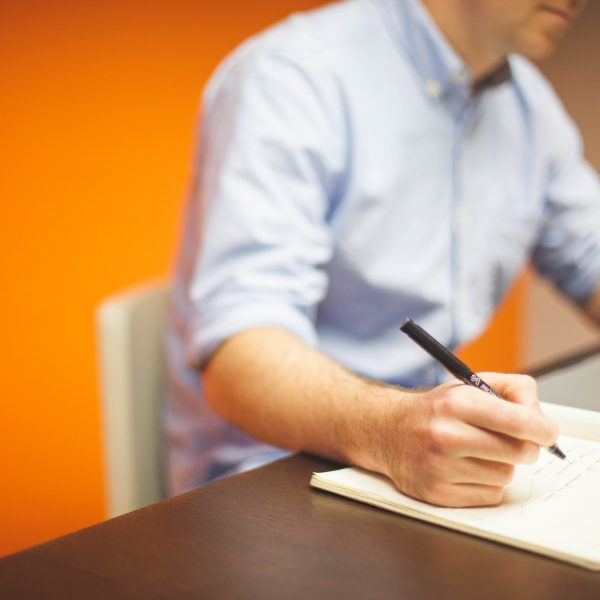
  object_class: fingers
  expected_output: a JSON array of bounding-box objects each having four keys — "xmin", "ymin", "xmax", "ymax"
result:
[
  {"xmin": 387, "ymin": 374, "xmax": 561, "ymax": 508},
  {"xmin": 477, "ymin": 372, "xmax": 537, "ymax": 405},
  {"xmin": 427, "ymin": 416, "xmax": 541, "ymax": 464},
  {"xmin": 395, "ymin": 459, "xmax": 508, "ymax": 508},
  {"xmin": 434, "ymin": 380, "xmax": 559, "ymax": 449},
  {"xmin": 426, "ymin": 446, "xmax": 517, "ymax": 486},
  {"xmin": 421, "ymin": 483, "xmax": 505, "ymax": 508},
  {"xmin": 462, "ymin": 431, "xmax": 541, "ymax": 465},
  {"xmin": 476, "ymin": 372, "xmax": 539, "ymax": 408},
  {"xmin": 448, "ymin": 457, "xmax": 514, "ymax": 486}
]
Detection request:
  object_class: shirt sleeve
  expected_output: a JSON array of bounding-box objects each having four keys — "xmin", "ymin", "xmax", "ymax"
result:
[
  {"xmin": 531, "ymin": 111, "xmax": 600, "ymax": 306},
  {"xmin": 183, "ymin": 41, "xmax": 348, "ymax": 368}
]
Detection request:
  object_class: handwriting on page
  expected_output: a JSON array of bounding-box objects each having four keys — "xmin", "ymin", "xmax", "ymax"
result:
[
  {"xmin": 510, "ymin": 441, "xmax": 600, "ymax": 513},
  {"xmin": 452, "ymin": 435, "xmax": 600, "ymax": 529},
  {"xmin": 312, "ymin": 423, "xmax": 600, "ymax": 567},
  {"xmin": 429, "ymin": 435, "xmax": 600, "ymax": 564}
]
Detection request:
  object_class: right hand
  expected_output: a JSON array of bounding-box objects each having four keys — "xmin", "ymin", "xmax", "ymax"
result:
[{"xmin": 376, "ymin": 373, "xmax": 559, "ymax": 507}]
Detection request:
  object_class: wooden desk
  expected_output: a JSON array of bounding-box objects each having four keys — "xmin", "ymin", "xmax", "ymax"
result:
[{"xmin": 1, "ymin": 452, "xmax": 599, "ymax": 599}]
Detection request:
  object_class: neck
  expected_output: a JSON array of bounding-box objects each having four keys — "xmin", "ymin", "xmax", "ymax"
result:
[{"xmin": 421, "ymin": 0, "xmax": 507, "ymax": 82}]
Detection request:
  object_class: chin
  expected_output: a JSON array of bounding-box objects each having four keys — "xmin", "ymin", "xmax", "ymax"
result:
[{"xmin": 517, "ymin": 34, "xmax": 562, "ymax": 62}]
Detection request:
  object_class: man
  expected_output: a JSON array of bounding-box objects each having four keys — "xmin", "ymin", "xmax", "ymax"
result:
[{"xmin": 166, "ymin": 0, "xmax": 600, "ymax": 506}]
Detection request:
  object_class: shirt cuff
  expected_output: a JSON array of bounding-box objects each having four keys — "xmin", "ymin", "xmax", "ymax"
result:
[
  {"xmin": 558, "ymin": 258, "xmax": 600, "ymax": 306},
  {"xmin": 186, "ymin": 302, "xmax": 319, "ymax": 368}
]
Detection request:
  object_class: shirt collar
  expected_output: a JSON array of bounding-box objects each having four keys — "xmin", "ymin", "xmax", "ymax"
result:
[{"xmin": 378, "ymin": 0, "xmax": 512, "ymax": 99}]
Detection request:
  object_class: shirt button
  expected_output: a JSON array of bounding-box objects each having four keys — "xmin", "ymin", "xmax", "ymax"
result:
[
  {"xmin": 452, "ymin": 68, "xmax": 468, "ymax": 84},
  {"xmin": 425, "ymin": 80, "xmax": 442, "ymax": 97}
]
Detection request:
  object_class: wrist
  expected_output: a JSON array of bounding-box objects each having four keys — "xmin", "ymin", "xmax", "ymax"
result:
[{"xmin": 344, "ymin": 379, "xmax": 415, "ymax": 477}]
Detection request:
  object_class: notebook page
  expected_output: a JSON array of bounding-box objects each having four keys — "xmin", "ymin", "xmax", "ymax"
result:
[
  {"xmin": 312, "ymin": 434, "xmax": 600, "ymax": 568},
  {"xmin": 541, "ymin": 401, "xmax": 600, "ymax": 441}
]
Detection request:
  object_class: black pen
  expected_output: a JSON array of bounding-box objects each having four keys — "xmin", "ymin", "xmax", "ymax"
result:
[{"xmin": 399, "ymin": 318, "xmax": 566, "ymax": 460}]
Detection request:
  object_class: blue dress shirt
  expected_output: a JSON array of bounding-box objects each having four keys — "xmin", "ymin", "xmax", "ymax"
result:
[{"xmin": 166, "ymin": 0, "xmax": 600, "ymax": 494}]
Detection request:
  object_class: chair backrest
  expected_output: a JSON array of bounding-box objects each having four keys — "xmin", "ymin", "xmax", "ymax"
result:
[{"xmin": 96, "ymin": 281, "xmax": 170, "ymax": 518}]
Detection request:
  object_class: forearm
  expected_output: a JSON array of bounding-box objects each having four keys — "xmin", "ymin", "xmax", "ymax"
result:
[
  {"xmin": 583, "ymin": 282, "xmax": 600, "ymax": 326},
  {"xmin": 202, "ymin": 327, "xmax": 405, "ymax": 474},
  {"xmin": 202, "ymin": 326, "xmax": 558, "ymax": 507}
]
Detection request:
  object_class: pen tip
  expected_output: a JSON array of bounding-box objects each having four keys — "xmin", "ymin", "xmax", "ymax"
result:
[{"xmin": 551, "ymin": 444, "xmax": 566, "ymax": 460}]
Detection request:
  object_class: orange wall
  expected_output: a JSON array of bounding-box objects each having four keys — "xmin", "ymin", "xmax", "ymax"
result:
[{"xmin": 0, "ymin": 0, "xmax": 521, "ymax": 556}]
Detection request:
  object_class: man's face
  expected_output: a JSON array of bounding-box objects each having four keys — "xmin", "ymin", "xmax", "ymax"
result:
[{"xmin": 467, "ymin": 0, "xmax": 588, "ymax": 61}]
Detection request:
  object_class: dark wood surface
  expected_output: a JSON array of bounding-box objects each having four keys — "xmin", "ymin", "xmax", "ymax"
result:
[{"xmin": 1, "ymin": 453, "xmax": 599, "ymax": 599}]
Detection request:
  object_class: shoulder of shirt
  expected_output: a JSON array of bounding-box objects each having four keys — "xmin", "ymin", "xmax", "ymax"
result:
[
  {"xmin": 508, "ymin": 54, "xmax": 584, "ymax": 165},
  {"xmin": 508, "ymin": 54, "xmax": 575, "ymax": 130},
  {"xmin": 206, "ymin": 0, "xmax": 381, "ymax": 88}
]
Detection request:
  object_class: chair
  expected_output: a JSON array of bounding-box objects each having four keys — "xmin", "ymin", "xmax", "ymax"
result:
[{"xmin": 96, "ymin": 281, "xmax": 170, "ymax": 518}]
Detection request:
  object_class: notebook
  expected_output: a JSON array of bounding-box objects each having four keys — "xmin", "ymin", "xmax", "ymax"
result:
[{"xmin": 311, "ymin": 402, "xmax": 600, "ymax": 570}]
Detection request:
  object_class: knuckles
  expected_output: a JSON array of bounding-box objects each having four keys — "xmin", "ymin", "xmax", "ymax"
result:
[
  {"xmin": 427, "ymin": 421, "xmax": 461, "ymax": 453},
  {"xmin": 431, "ymin": 386, "xmax": 467, "ymax": 417}
]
